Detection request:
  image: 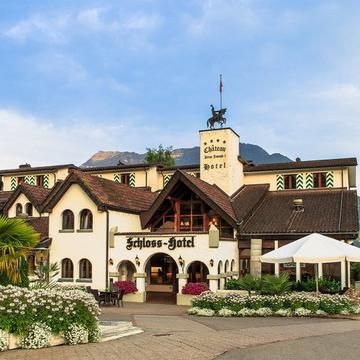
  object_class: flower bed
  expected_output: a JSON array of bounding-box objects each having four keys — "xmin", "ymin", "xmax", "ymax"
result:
[
  {"xmin": 113, "ymin": 281, "xmax": 138, "ymax": 295},
  {"xmin": 0, "ymin": 285, "xmax": 101, "ymax": 351},
  {"xmin": 182, "ymin": 282, "xmax": 209, "ymax": 295},
  {"xmin": 188, "ymin": 291, "xmax": 360, "ymax": 317}
]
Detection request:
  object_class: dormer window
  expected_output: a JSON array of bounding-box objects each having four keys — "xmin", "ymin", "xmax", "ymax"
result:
[
  {"xmin": 37, "ymin": 175, "xmax": 45, "ymax": 187},
  {"xmin": 121, "ymin": 173, "xmax": 130, "ymax": 185},
  {"xmin": 284, "ymin": 174, "xmax": 296, "ymax": 189}
]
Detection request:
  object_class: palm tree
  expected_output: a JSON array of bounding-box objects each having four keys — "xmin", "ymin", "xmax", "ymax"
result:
[{"xmin": 0, "ymin": 216, "xmax": 39, "ymax": 285}]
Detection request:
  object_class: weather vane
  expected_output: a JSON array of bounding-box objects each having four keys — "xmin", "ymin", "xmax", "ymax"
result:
[{"xmin": 207, "ymin": 74, "xmax": 227, "ymax": 129}]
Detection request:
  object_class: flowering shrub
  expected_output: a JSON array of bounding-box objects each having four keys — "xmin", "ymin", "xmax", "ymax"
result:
[
  {"xmin": 190, "ymin": 291, "xmax": 356, "ymax": 317},
  {"xmin": 182, "ymin": 282, "xmax": 209, "ymax": 295},
  {"xmin": 188, "ymin": 307, "xmax": 202, "ymax": 315},
  {"xmin": 196, "ymin": 308, "xmax": 215, "ymax": 316},
  {"xmin": 112, "ymin": 281, "xmax": 138, "ymax": 295},
  {"xmin": 0, "ymin": 330, "xmax": 8, "ymax": 351},
  {"xmin": 218, "ymin": 308, "xmax": 235, "ymax": 317},
  {"xmin": 0, "ymin": 285, "xmax": 100, "ymax": 339},
  {"xmin": 64, "ymin": 324, "xmax": 88, "ymax": 345},
  {"xmin": 20, "ymin": 322, "xmax": 52, "ymax": 349}
]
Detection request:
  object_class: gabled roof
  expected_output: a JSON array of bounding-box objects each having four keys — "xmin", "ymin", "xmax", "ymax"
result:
[
  {"xmin": 244, "ymin": 157, "xmax": 357, "ymax": 173},
  {"xmin": 141, "ymin": 170, "xmax": 237, "ymax": 228},
  {"xmin": 2, "ymin": 184, "xmax": 52, "ymax": 213},
  {"xmin": 231, "ymin": 184, "xmax": 269, "ymax": 222},
  {"xmin": 43, "ymin": 169, "xmax": 157, "ymax": 214},
  {"xmin": 0, "ymin": 191, "xmax": 13, "ymax": 212},
  {"xmin": 241, "ymin": 188, "xmax": 358, "ymax": 238},
  {"xmin": 26, "ymin": 217, "xmax": 49, "ymax": 241},
  {"xmin": 0, "ymin": 164, "xmax": 76, "ymax": 175}
]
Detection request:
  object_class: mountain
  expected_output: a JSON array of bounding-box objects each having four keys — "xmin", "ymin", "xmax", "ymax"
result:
[{"xmin": 82, "ymin": 143, "xmax": 292, "ymax": 167}]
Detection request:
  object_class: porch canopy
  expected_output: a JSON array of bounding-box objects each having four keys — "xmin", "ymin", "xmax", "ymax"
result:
[{"xmin": 260, "ymin": 233, "xmax": 360, "ymax": 289}]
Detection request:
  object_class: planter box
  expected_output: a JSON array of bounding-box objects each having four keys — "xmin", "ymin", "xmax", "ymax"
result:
[
  {"xmin": 7, "ymin": 333, "xmax": 66, "ymax": 350},
  {"xmin": 216, "ymin": 290, "xmax": 249, "ymax": 296},
  {"xmin": 123, "ymin": 292, "xmax": 145, "ymax": 303},
  {"xmin": 177, "ymin": 294, "xmax": 195, "ymax": 306}
]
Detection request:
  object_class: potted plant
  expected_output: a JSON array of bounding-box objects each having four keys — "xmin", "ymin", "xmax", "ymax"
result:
[{"xmin": 178, "ymin": 282, "xmax": 209, "ymax": 306}]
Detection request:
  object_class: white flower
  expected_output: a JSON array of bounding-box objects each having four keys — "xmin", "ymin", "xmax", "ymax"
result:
[
  {"xmin": 315, "ymin": 309, "xmax": 328, "ymax": 316},
  {"xmin": 237, "ymin": 308, "xmax": 256, "ymax": 317},
  {"xmin": 255, "ymin": 308, "xmax": 273, "ymax": 317},
  {"xmin": 0, "ymin": 330, "xmax": 8, "ymax": 351},
  {"xmin": 20, "ymin": 323, "xmax": 51, "ymax": 349},
  {"xmin": 218, "ymin": 308, "xmax": 235, "ymax": 317},
  {"xmin": 294, "ymin": 308, "xmax": 312, "ymax": 317},
  {"xmin": 64, "ymin": 324, "xmax": 89, "ymax": 345},
  {"xmin": 187, "ymin": 307, "xmax": 201, "ymax": 315},
  {"xmin": 196, "ymin": 308, "xmax": 215, "ymax": 317},
  {"xmin": 275, "ymin": 309, "xmax": 292, "ymax": 317}
]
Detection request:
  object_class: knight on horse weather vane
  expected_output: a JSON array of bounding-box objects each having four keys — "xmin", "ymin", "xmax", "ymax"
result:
[{"xmin": 207, "ymin": 74, "xmax": 227, "ymax": 129}]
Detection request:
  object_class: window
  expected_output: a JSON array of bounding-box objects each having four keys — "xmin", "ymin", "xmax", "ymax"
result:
[
  {"xmin": 121, "ymin": 173, "xmax": 130, "ymax": 185},
  {"xmin": 61, "ymin": 258, "xmax": 73, "ymax": 278},
  {"xmin": 37, "ymin": 175, "xmax": 45, "ymax": 187},
  {"xmin": 17, "ymin": 177, "xmax": 25, "ymax": 185},
  {"xmin": 284, "ymin": 174, "xmax": 296, "ymax": 189},
  {"xmin": 15, "ymin": 203, "xmax": 23, "ymax": 216},
  {"xmin": 210, "ymin": 216, "xmax": 233, "ymax": 238},
  {"xmin": 62, "ymin": 210, "xmax": 74, "ymax": 230},
  {"xmin": 79, "ymin": 259, "xmax": 92, "ymax": 279},
  {"xmin": 179, "ymin": 200, "xmax": 204, "ymax": 232},
  {"xmin": 313, "ymin": 172, "xmax": 327, "ymax": 188},
  {"xmin": 80, "ymin": 209, "xmax": 93, "ymax": 230},
  {"xmin": 25, "ymin": 203, "xmax": 33, "ymax": 216}
]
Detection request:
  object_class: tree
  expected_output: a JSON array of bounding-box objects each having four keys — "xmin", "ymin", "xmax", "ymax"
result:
[
  {"xmin": 0, "ymin": 216, "xmax": 39, "ymax": 285},
  {"xmin": 145, "ymin": 145, "xmax": 176, "ymax": 167}
]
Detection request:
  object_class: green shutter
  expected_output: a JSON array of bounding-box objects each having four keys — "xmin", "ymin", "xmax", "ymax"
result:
[
  {"xmin": 163, "ymin": 174, "xmax": 172, "ymax": 187},
  {"xmin": 326, "ymin": 171, "xmax": 334, "ymax": 188},
  {"xmin": 25, "ymin": 175, "xmax": 35, "ymax": 185},
  {"xmin": 276, "ymin": 175, "xmax": 284, "ymax": 190},
  {"xmin": 296, "ymin": 174, "xmax": 304, "ymax": 189},
  {"xmin": 306, "ymin": 173, "xmax": 313, "ymax": 189},
  {"xmin": 43, "ymin": 174, "xmax": 50, "ymax": 188},
  {"xmin": 114, "ymin": 173, "xmax": 120, "ymax": 182},
  {"xmin": 10, "ymin": 177, "xmax": 17, "ymax": 190},
  {"xmin": 129, "ymin": 173, "xmax": 135, "ymax": 187}
]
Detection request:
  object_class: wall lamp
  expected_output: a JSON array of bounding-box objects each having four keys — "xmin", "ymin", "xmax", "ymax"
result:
[
  {"xmin": 108, "ymin": 258, "xmax": 114, "ymax": 266},
  {"xmin": 135, "ymin": 255, "xmax": 140, "ymax": 267},
  {"xmin": 178, "ymin": 256, "xmax": 185, "ymax": 268},
  {"xmin": 209, "ymin": 259, "xmax": 214, "ymax": 267}
]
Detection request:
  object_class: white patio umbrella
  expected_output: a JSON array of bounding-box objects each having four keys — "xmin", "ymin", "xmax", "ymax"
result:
[{"xmin": 260, "ymin": 233, "xmax": 360, "ymax": 292}]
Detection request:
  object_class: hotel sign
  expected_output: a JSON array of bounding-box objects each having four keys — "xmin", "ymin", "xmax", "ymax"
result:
[
  {"xmin": 126, "ymin": 236, "xmax": 195, "ymax": 251},
  {"xmin": 203, "ymin": 143, "xmax": 226, "ymax": 171}
]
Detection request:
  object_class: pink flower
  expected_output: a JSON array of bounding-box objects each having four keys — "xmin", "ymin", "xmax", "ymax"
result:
[
  {"xmin": 182, "ymin": 282, "xmax": 209, "ymax": 295},
  {"xmin": 113, "ymin": 281, "xmax": 138, "ymax": 295}
]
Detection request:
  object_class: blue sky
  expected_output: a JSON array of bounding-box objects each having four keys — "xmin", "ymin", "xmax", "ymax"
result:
[{"xmin": 0, "ymin": 0, "xmax": 360, "ymax": 172}]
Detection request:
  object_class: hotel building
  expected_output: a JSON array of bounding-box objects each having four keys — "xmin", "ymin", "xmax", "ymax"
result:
[{"xmin": 0, "ymin": 126, "xmax": 358, "ymax": 303}]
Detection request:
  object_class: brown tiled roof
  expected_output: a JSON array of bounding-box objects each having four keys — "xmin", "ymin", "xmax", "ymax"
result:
[
  {"xmin": 44, "ymin": 170, "xmax": 157, "ymax": 214},
  {"xmin": 161, "ymin": 164, "xmax": 200, "ymax": 171},
  {"xmin": 231, "ymin": 184, "xmax": 269, "ymax": 221},
  {"xmin": 0, "ymin": 191, "xmax": 13, "ymax": 211},
  {"xmin": 241, "ymin": 188, "xmax": 358, "ymax": 237},
  {"xmin": 244, "ymin": 157, "xmax": 357, "ymax": 172},
  {"xmin": 141, "ymin": 170, "xmax": 237, "ymax": 228},
  {"xmin": 2, "ymin": 184, "xmax": 52, "ymax": 213},
  {"xmin": 26, "ymin": 217, "xmax": 49, "ymax": 241},
  {"xmin": 81, "ymin": 163, "xmax": 153, "ymax": 173},
  {"xmin": 0, "ymin": 164, "xmax": 76, "ymax": 175}
]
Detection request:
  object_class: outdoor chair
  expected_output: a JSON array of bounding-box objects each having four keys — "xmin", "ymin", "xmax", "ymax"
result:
[
  {"xmin": 111, "ymin": 289, "xmax": 124, "ymax": 307},
  {"xmin": 89, "ymin": 289, "xmax": 106, "ymax": 306}
]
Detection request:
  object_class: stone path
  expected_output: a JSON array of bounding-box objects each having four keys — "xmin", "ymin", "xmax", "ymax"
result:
[{"xmin": 3, "ymin": 303, "xmax": 360, "ymax": 360}]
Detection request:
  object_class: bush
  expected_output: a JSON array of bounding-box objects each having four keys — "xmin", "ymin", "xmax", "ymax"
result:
[
  {"xmin": 225, "ymin": 279, "xmax": 242, "ymax": 290},
  {"xmin": 293, "ymin": 278, "xmax": 341, "ymax": 294},
  {"xmin": 0, "ymin": 330, "xmax": 8, "ymax": 351},
  {"xmin": 20, "ymin": 322, "xmax": 52, "ymax": 349},
  {"xmin": 64, "ymin": 324, "xmax": 89, "ymax": 345},
  {"xmin": 112, "ymin": 281, "xmax": 138, "ymax": 295},
  {"xmin": 260, "ymin": 273, "xmax": 292, "ymax": 295},
  {"xmin": 0, "ymin": 285, "xmax": 100, "ymax": 338},
  {"xmin": 237, "ymin": 274, "xmax": 262, "ymax": 294},
  {"xmin": 182, "ymin": 282, "xmax": 209, "ymax": 295}
]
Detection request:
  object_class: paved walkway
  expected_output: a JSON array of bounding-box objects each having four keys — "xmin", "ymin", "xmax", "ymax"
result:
[{"xmin": 3, "ymin": 303, "xmax": 360, "ymax": 359}]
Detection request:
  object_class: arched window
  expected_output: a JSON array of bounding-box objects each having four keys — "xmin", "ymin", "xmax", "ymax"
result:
[
  {"xmin": 25, "ymin": 203, "xmax": 33, "ymax": 216},
  {"xmin": 187, "ymin": 261, "xmax": 209, "ymax": 283},
  {"xmin": 80, "ymin": 209, "xmax": 93, "ymax": 230},
  {"xmin": 79, "ymin": 259, "xmax": 92, "ymax": 279},
  {"xmin": 15, "ymin": 203, "xmax": 23, "ymax": 216},
  {"xmin": 61, "ymin": 258, "xmax": 74, "ymax": 278},
  {"xmin": 62, "ymin": 210, "xmax": 74, "ymax": 230}
]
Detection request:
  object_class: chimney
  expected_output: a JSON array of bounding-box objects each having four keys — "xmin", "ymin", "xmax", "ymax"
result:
[
  {"xmin": 19, "ymin": 163, "xmax": 31, "ymax": 169},
  {"xmin": 293, "ymin": 198, "xmax": 304, "ymax": 211}
]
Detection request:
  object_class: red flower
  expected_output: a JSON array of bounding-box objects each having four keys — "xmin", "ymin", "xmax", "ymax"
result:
[
  {"xmin": 113, "ymin": 281, "xmax": 138, "ymax": 295},
  {"xmin": 182, "ymin": 282, "xmax": 209, "ymax": 295}
]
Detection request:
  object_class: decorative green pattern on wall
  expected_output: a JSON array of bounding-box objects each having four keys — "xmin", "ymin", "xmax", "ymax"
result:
[
  {"xmin": 10, "ymin": 177, "xmax": 17, "ymax": 190},
  {"xmin": 306, "ymin": 173, "xmax": 313, "ymax": 189},
  {"xmin": 114, "ymin": 173, "xmax": 120, "ymax": 182},
  {"xmin": 296, "ymin": 174, "xmax": 304, "ymax": 189},
  {"xmin": 276, "ymin": 175, "xmax": 284, "ymax": 190},
  {"xmin": 326, "ymin": 171, "xmax": 334, "ymax": 188},
  {"xmin": 129, "ymin": 173, "xmax": 135, "ymax": 187},
  {"xmin": 25, "ymin": 175, "xmax": 36, "ymax": 185},
  {"xmin": 43, "ymin": 174, "xmax": 50, "ymax": 188},
  {"xmin": 163, "ymin": 174, "xmax": 172, "ymax": 187}
]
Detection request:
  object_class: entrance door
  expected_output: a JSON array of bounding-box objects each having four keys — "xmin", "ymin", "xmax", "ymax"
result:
[{"xmin": 145, "ymin": 253, "xmax": 178, "ymax": 303}]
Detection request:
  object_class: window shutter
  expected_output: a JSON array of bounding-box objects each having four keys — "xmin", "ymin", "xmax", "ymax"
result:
[
  {"xmin": 276, "ymin": 175, "xmax": 284, "ymax": 190},
  {"xmin": 10, "ymin": 177, "xmax": 17, "ymax": 190},
  {"xmin": 43, "ymin": 174, "xmax": 50, "ymax": 188},
  {"xmin": 129, "ymin": 173, "xmax": 136, "ymax": 187},
  {"xmin": 163, "ymin": 174, "xmax": 172, "ymax": 187},
  {"xmin": 305, "ymin": 173, "xmax": 313, "ymax": 189},
  {"xmin": 296, "ymin": 174, "xmax": 304, "ymax": 189},
  {"xmin": 25, "ymin": 175, "xmax": 35, "ymax": 185},
  {"xmin": 326, "ymin": 171, "xmax": 334, "ymax": 188},
  {"xmin": 114, "ymin": 173, "xmax": 120, "ymax": 182}
]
